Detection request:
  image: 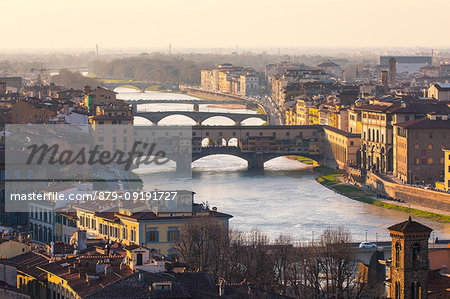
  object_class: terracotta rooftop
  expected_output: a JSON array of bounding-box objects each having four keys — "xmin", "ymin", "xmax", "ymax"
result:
[
  {"xmin": 323, "ymin": 125, "xmax": 361, "ymax": 138},
  {"xmin": 38, "ymin": 258, "xmax": 133, "ymax": 298},
  {"xmin": 428, "ymin": 268, "xmax": 450, "ymax": 297},
  {"xmin": 387, "ymin": 217, "xmax": 433, "ymax": 234},
  {"xmin": 85, "ymin": 271, "xmax": 219, "ymax": 299},
  {"xmin": 2, "ymin": 251, "xmax": 50, "ymax": 281},
  {"xmin": 394, "ymin": 117, "xmax": 450, "ymax": 129}
]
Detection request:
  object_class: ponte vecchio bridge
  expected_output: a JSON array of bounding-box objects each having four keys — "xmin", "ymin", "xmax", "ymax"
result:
[{"xmin": 133, "ymin": 125, "xmax": 324, "ymax": 169}]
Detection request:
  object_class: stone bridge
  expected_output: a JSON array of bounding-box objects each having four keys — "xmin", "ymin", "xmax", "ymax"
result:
[
  {"xmin": 133, "ymin": 125, "xmax": 325, "ymax": 170},
  {"xmin": 127, "ymin": 100, "xmax": 258, "ymax": 110},
  {"xmin": 134, "ymin": 111, "xmax": 267, "ymax": 125},
  {"xmin": 101, "ymin": 82, "xmax": 159, "ymax": 93}
]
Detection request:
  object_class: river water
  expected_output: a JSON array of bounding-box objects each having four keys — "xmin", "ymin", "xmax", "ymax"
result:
[{"xmin": 117, "ymin": 87, "xmax": 450, "ymax": 243}]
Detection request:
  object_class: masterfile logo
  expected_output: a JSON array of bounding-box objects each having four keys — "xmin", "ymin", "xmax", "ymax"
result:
[
  {"xmin": 26, "ymin": 141, "xmax": 170, "ymax": 171},
  {"xmin": 4, "ymin": 124, "xmax": 193, "ymax": 213}
]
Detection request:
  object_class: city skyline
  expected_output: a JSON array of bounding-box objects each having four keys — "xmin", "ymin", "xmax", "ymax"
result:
[{"xmin": 2, "ymin": 0, "xmax": 449, "ymax": 50}]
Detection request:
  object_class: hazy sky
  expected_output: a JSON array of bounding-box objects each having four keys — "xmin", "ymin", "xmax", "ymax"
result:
[{"xmin": 2, "ymin": 0, "xmax": 449, "ymax": 50}]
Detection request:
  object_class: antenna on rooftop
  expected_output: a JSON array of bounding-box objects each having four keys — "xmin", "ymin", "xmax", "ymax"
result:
[
  {"xmin": 169, "ymin": 44, "xmax": 172, "ymax": 55},
  {"xmin": 96, "ymin": 44, "xmax": 99, "ymax": 57}
]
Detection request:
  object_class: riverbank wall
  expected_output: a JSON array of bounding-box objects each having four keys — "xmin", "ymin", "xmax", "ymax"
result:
[{"xmin": 364, "ymin": 172, "xmax": 450, "ymax": 213}]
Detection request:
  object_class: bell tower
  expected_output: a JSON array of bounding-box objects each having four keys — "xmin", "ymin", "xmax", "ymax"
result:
[{"xmin": 387, "ymin": 216, "xmax": 432, "ymax": 299}]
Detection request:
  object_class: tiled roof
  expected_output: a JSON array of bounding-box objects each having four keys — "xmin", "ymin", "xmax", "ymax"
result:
[
  {"xmin": 323, "ymin": 125, "xmax": 361, "ymax": 138},
  {"xmin": 38, "ymin": 258, "xmax": 133, "ymax": 299},
  {"xmin": 57, "ymin": 211, "xmax": 78, "ymax": 218},
  {"xmin": 428, "ymin": 268, "xmax": 450, "ymax": 297},
  {"xmin": 116, "ymin": 210, "xmax": 232, "ymax": 222},
  {"xmin": 387, "ymin": 217, "xmax": 432, "ymax": 234},
  {"xmin": 394, "ymin": 117, "xmax": 450, "ymax": 129},
  {"xmin": 434, "ymin": 83, "xmax": 450, "ymax": 90},
  {"xmin": 85, "ymin": 271, "xmax": 219, "ymax": 299},
  {"xmin": 3, "ymin": 251, "xmax": 50, "ymax": 281}
]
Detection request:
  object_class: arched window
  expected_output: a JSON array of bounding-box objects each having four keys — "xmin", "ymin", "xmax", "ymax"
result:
[
  {"xmin": 395, "ymin": 242, "xmax": 401, "ymax": 267},
  {"xmin": 412, "ymin": 243, "xmax": 420, "ymax": 267}
]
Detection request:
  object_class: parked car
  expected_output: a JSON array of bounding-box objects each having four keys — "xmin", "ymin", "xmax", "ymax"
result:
[{"xmin": 359, "ymin": 242, "xmax": 377, "ymax": 249}]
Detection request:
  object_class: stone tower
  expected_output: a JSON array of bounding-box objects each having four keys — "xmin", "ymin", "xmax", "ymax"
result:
[
  {"xmin": 387, "ymin": 216, "xmax": 432, "ymax": 299},
  {"xmin": 389, "ymin": 58, "xmax": 397, "ymax": 85}
]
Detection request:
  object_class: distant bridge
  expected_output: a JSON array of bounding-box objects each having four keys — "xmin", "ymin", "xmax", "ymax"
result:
[
  {"xmin": 127, "ymin": 100, "xmax": 258, "ymax": 111},
  {"xmin": 134, "ymin": 111, "xmax": 267, "ymax": 125},
  {"xmin": 125, "ymin": 99, "xmax": 250, "ymax": 105},
  {"xmin": 101, "ymin": 82, "xmax": 161, "ymax": 93}
]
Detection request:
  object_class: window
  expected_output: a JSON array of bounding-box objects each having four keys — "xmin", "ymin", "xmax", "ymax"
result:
[
  {"xmin": 395, "ymin": 242, "xmax": 401, "ymax": 267},
  {"xmin": 427, "ymin": 157, "xmax": 433, "ymax": 164},
  {"xmin": 167, "ymin": 228, "xmax": 180, "ymax": 242},
  {"xmin": 415, "ymin": 144, "xmax": 419, "ymax": 150},
  {"xmin": 428, "ymin": 144, "xmax": 433, "ymax": 150},
  {"xmin": 27, "ymin": 169, "xmax": 34, "ymax": 179},
  {"xmin": 412, "ymin": 243, "xmax": 420, "ymax": 267},
  {"xmin": 146, "ymin": 229, "xmax": 159, "ymax": 243},
  {"xmin": 350, "ymin": 141, "xmax": 354, "ymax": 146},
  {"xmin": 130, "ymin": 227, "xmax": 136, "ymax": 242},
  {"xmin": 416, "ymin": 158, "xmax": 420, "ymax": 165}
]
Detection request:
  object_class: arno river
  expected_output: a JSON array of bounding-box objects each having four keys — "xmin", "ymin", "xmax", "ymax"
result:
[{"xmin": 117, "ymin": 87, "xmax": 450, "ymax": 243}]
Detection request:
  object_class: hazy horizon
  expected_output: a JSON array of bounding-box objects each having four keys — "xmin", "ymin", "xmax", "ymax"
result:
[{"xmin": 2, "ymin": 0, "xmax": 449, "ymax": 51}]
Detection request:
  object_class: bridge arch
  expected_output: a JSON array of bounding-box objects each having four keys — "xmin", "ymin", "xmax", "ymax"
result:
[
  {"xmin": 201, "ymin": 115, "xmax": 237, "ymax": 126},
  {"xmin": 239, "ymin": 116, "xmax": 268, "ymax": 125},
  {"xmin": 112, "ymin": 84, "xmax": 142, "ymax": 92},
  {"xmin": 155, "ymin": 114, "xmax": 197, "ymax": 126},
  {"xmin": 192, "ymin": 152, "xmax": 249, "ymax": 164}
]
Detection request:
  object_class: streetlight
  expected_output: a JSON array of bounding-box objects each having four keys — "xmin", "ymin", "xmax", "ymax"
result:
[
  {"xmin": 376, "ymin": 233, "xmax": 378, "ymax": 246},
  {"xmin": 365, "ymin": 230, "xmax": 368, "ymax": 242}
]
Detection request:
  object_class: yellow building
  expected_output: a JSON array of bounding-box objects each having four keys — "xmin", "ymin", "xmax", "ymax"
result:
[
  {"xmin": 323, "ymin": 126, "xmax": 361, "ymax": 169},
  {"xmin": 90, "ymin": 104, "xmax": 133, "ymax": 125},
  {"xmin": 3, "ymin": 251, "xmax": 50, "ymax": 299},
  {"xmin": 285, "ymin": 101, "xmax": 297, "ymax": 125},
  {"xmin": 295, "ymin": 99, "xmax": 312, "ymax": 125},
  {"xmin": 347, "ymin": 107, "xmax": 362, "ymax": 134},
  {"xmin": 442, "ymin": 148, "xmax": 450, "ymax": 190},
  {"xmin": 75, "ymin": 195, "xmax": 232, "ymax": 259},
  {"xmin": 329, "ymin": 110, "xmax": 340, "ymax": 129},
  {"xmin": 308, "ymin": 107, "xmax": 320, "ymax": 125}
]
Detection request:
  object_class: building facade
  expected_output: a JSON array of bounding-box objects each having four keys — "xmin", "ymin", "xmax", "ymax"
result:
[
  {"xmin": 323, "ymin": 126, "xmax": 361, "ymax": 169},
  {"xmin": 428, "ymin": 83, "xmax": 450, "ymax": 101},
  {"xmin": 393, "ymin": 114, "xmax": 450, "ymax": 184}
]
